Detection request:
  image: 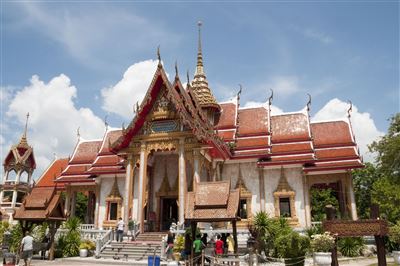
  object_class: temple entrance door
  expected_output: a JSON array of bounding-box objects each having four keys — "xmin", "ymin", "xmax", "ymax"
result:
[{"xmin": 160, "ymin": 197, "xmax": 178, "ymax": 231}]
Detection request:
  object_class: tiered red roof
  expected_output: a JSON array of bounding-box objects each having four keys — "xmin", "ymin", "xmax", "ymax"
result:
[{"xmin": 35, "ymin": 158, "xmax": 69, "ymax": 188}]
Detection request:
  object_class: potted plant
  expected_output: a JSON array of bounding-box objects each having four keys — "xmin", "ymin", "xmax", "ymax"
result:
[
  {"xmin": 310, "ymin": 232, "xmax": 335, "ymax": 266},
  {"xmin": 275, "ymin": 230, "xmax": 310, "ymax": 266},
  {"xmin": 79, "ymin": 239, "xmax": 95, "ymax": 257},
  {"xmin": 389, "ymin": 221, "xmax": 400, "ymax": 265},
  {"xmin": 173, "ymin": 234, "xmax": 184, "ymax": 261}
]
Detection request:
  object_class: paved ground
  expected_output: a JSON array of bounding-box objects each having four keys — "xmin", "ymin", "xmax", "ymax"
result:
[{"xmin": 10, "ymin": 256, "xmax": 396, "ymax": 266}]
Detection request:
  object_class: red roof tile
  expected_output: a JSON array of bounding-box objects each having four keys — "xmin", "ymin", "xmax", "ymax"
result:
[
  {"xmin": 99, "ymin": 130, "xmax": 123, "ymax": 154},
  {"xmin": 236, "ymin": 137, "xmax": 269, "ymax": 149},
  {"xmin": 311, "ymin": 121, "xmax": 354, "ymax": 147},
  {"xmin": 216, "ymin": 103, "xmax": 236, "ymax": 129},
  {"xmin": 218, "ymin": 130, "xmax": 235, "ymax": 140},
  {"xmin": 36, "ymin": 158, "xmax": 69, "ymax": 188},
  {"xmin": 271, "ymin": 113, "xmax": 310, "ymax": 143},
  {"xmin": 70, "ymin": 140, "xmax": 102, "ymax": 164},
  {"xmin": 237, "ymin": 107, "xmax": 269, "ymax": 136},
  {"xmin": 315, "ymin": 147, "xmax": 358, "ymax": 160},
  {"xmin": 271, "ymin": 142, "xmax": 313, "ymax": 154}
]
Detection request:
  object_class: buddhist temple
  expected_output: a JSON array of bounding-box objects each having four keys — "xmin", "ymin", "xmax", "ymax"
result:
[{"xmin": 5, "ymin": 23, "xmax": 363, "ymax": 232}]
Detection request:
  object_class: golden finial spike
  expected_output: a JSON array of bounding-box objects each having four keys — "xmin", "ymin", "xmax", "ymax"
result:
[
  {"xmin": 19, "ymin": 112, "xmax": 30, "ymax": 145},
  {"xmin": 306, "ymin": 93, "xmax": 312, "ymax": 112},
  {"xmin": 195, "ymin": 20, "xmax": 204, "ymax": 74},
  {"xmin": 175, "ymin": 60, "xmax": 178, "ymax": 77},
  {"xmin": 347, "ymin": 100, "xmax": 353, "ymax": 118}
]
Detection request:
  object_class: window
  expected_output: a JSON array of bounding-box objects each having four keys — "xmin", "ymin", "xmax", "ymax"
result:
[
  {"xmin": 19, "ymin": 171, "xmax": 29, "ymax": 183},
  {"xmin": 3, "ymin": 191, "xmax": 13, "ymax": 202},
  {"xmin": 238, "ymin": 199, "xmax": 248, "ymax": 219},
  {"xmin": 7, "ymin": 170, "xmax": 17, "ymax": 181},
  {"xmin": 279, "ymin": 197, "xmax": 291, "ymax": 217},
  {"xmin": 17, "ymin": 191, "xmax": 26, "ymax": 203},
  {"xmin": 108, "ymin": 202, "xmax": 118, "ymax": 220}
]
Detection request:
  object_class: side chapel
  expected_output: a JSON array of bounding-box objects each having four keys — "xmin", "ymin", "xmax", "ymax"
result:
[{"xmin": 2, "ymin": 24, "xmax": 363, "ymax": 231}]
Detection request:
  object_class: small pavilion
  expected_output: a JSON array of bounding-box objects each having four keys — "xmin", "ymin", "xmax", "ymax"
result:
[
  {"xmin": 14, "ymin": 186, "xmax": 66, "ymax": 260},
  {"xmin": 185, "ymin": 180, "xmax": 240, "ymax": 262}
]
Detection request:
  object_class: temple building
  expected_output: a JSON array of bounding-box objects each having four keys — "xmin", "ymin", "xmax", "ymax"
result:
[{"xmin": 16, "ymin": 24, "xmax": 363, "ymax": 232}]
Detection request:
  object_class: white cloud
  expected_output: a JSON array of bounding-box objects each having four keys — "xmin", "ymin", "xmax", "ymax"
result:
[
  {"xmin": 268, "ymin": 75, "xmax": 300, "ymax": 97},
  {"xmin": 6, "ymin": 74, "xmax": 105, "ymax": 175},
  {"xmin": 303, "ymin": 28, "xmax": 333, "ymax": 44},
  {"xmin": 243, "ymin": 101, "xmax": 284, "ymax": 115},
  {"xmin": 101, "ymin": 60, "xmax": 159, "ymax": 119},
  {"xmin": 312, "ymin": 98, "xmax": 384, "ymax": 162},
  {"xmin": 14, "ymin": 3, "xmax": 179, "ymax": 68}
]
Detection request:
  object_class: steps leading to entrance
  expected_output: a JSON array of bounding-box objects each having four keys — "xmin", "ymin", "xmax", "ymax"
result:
[
  {"xmin": 101, "ymin": 241, "xmax": 161, "ymax": 260},
  {"xmin": 100, "ymin": 232, "xmax": 166, "ymax": 260},
  {"xmin": 135, "ymin": 232, "xmax": 166, "ymax": 243}
]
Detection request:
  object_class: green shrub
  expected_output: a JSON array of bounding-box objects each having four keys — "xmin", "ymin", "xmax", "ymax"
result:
[
  {"xmin": 80, "ymin": 239, "xmax": 95, "ymax": 250},
  {"xmin": 338, "ymin": 237, "xmax": 364, "ymax": 257},
  {"xmin": 388, "ymin": 221, "xmax": 400, "ymax": 251},
  {"xmin": 61, "ymin": 217, "xmax": 82, "ymax": 257},
  {"xmin": 275, "ymin": 231, "xmax": 310, "ymax": 266},
  {"xmin": 9, "ymin": 223, "xmax": 23, "ymax": 253},
  {"xmin": 173, "ymin": 234, "xmax": 184, "ymax": 253},
  {"xmin": 305, "ymin": 224, "xmax": 323, "ymax": 238}
]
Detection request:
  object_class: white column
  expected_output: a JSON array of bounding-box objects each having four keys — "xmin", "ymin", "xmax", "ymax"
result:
[
  {"xmin": 0, "ymin": 190, "xmax": 3, "ymax": 204},
  {"xmin": 94, "ymin": 181, "xmax": 101, "ymax": 229},
  {"xmin": 138, "ymin": 142, "xmax": 147, "ymax": 233},
  {"xmin": 193, "ymin": 150, "xmax": 200, "ymax": 189},
  {"xmin": 178, "ymin": 138, "xmax": 186, "ymax": 225},
  {"xmin": 123, "ymin": 157, "xmax": 132, "ymax": 232},
  {"xmin": 258, "ymin": 168, "xmax": 265, "ymax": 212},
  {"xmin": 348, "ymin": 175, "xmax": 358, "ymax": 220},
  {"xmin": 11, "ymin": 190, "xmax": 17, "ymax": 208},
  {"xmin": 303, "ymin": 175, "xmax": 311, "ymax": 227},
  {"xmin": 64, "ymin": 186, "xmax": 71, "ymax": 216},
  {"xmin": 211, "ymin": 161, "xmax": 217, "ymax": 182},
  {"xmin": 15, "ymin": 169, "xmax": 21, "ymax": 184}
]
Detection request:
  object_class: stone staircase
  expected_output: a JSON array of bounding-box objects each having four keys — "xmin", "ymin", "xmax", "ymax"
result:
[{"xmin": 100, "ymin": 232, "xmax": 166, "ymax": 260}]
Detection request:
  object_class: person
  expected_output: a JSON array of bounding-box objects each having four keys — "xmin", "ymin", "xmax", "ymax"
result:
[
  {"xmin": 20, "ymin": 231, "xmax": 34, "ymax": 266},
  {"xmin": 215, "ymin": 234, "xmax": 224, "ymax": 257},
  {"xmin": 226, "ymin": 233, "xmax": 235, "ymax": 254},
  {"xmin": 165, "ymin": 231, "xmax": 174, "ymax": 260},
  {"xmin": 116, "ymin": 217, "xmax": 124, "ymax": 242},
  {"xmin": 193, "ymin": 234, "xmax": 204, "ymax": 266}
]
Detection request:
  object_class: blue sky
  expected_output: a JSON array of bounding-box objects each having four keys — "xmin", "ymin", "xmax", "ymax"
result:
[{"xmin": 1, "ymin": 1, "xmax": 399, "ymax": 176}]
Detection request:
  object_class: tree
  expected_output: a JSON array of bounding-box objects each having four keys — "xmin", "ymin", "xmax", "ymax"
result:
[
  {"xmin": 352, "ymin": 163, "xmax": 381, "ymax": 219},
  {"xmin": 368, "ymin": 114, "xmax": 400, "ymax": 223},
  {"xmin": 75, "ymin": 192, "xmax": 88, "ymax": 222},
  {"xmin": 310, "ymin": 188, "xmax": 339, "ymax": 221}
]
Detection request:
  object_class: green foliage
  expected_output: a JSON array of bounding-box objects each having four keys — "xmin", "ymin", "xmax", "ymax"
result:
[
  {"xmin": 0, "ymin": 221, "xmax": 10, "ymax": 246},
  {"xmin": 75, "ymin": 192, "xmax": 88, "ymax": 222},
  {"xmin": 173, "ymin": 234, "xmax": 185, "ymax": 253},
  {"xmin": 275, "ymin": 231, "xmax": 310, "ymax": 266},
  {"xmin": 31, "ymin": 223, "xmax": 48, "ymax": 243},
  {"xmin": 310, "ymin": 232, "xmax": 335, "ymax": 252},
  {"xmin": 310, "ymin": 188, "xmax": 339, "ymax": 221},
  {"xmin": 128, "ymin": 220, "xmax": 136, "ymax": 230},
  {"xmin": 253, "ymin": 212, "xmax": 291, "ymax": 257},
  {"xmin": 60, "ymin": 217, "xmax": 82, "ymax": 257},
  {"xmin": 55, "ymin": 234, "xmax": 67, "ymax": 258},
  {"xmin": 352, "ymin": 163, "xmax": 381, "ymax": 219},
  {"xmin": 9, "ymin": 223, "xmax": 23, "ymax": 253},
  {"xmin": 338, "ymin": 237, "xmax": 364, "ymax": 257},
  {"xmin": 369, "ymin": 114, "xmax": 400, "ymax": 184},
  {"xmin": 305, "ymin": 224, "xmax": 323, "ymax": 238},
  {"xmin": 79, "ymin": 239, "xmax": 95, "ymax": 250},
  {"xmin": 389, "ymin": 221, "xmax": 400, "ymax": 248},
  {"xmin": 371, "ymin": 176, "xmax": 400, "ymax": 223}
]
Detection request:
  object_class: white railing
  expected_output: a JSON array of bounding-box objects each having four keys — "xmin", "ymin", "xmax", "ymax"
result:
[
  {"xmin": 55, "ymin": 228, "xmax": 111, "ymax": 242},
  {"xmin": 95, "ymin": 229, "xmax": 113, "ymax": 258},
  {"xmin": 80, "ymin": 224, "xmax": 96, "ymax": 230}
]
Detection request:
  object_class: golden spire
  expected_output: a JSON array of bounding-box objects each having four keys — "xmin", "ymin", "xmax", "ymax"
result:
[
  {"xmin": 192, "ymin": 21, "xmax": 220, "ymax": 111},
  {"xmin": 19, "ymin": 112, "xmax": 29, "ymax": 146}
]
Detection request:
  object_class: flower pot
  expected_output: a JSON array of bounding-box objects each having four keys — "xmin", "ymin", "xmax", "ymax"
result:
[
  {"xmin": 393, "ymin": 250, "xmax": 400, "ymax": 265},
  {"xmin": 79, "ymin": 248, "xmax": 88, "ymax": 258},
  {"xmin": 313, "ymin": 252, "xmax": 332, "ymax": 266}
]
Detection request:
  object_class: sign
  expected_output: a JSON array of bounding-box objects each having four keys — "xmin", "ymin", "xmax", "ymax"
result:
[
  {"xmin": 323, "ymin": 219, "xmax": 388, "ymax": 237},
  {"xmin": 150, "ymin": 120, "xmax": 178, "ymax": 133}
]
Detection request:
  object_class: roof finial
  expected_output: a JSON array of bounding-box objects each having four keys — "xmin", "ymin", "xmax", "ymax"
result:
[
  {"xmin": 306, "ymin": 93, "xmax": 312, "ymax": 112},
  {"xmin": 104, "ymin": 115, "xmax": 108, "ymax": 130},
  {"xmin": 237, "ymin": 84, "xmax": 242, "ymax": 103},
  {"xmin": 157, "ymin": 45, "xmax": 161, "ymax": 65},
  {"xmin": 195, "ymin": 20, "xmax": 204, "ymax": 75},
  {"xmin": 347, "ymin": 100, "xmax": 353, "ymax": 118},
  {"xmin": 268, "ymin": 89, "xmax": 274, "ymax": 106},
  {"xmin": 175, "ymin": 60, "xmax": 178, "ymax": 77},
  {"xmin": 77, "ymin": 127, "xmax": 80, "ymax": 140},
  {"xmin": 186, "ymin": 70, "xmax": 190, "ymax": 85},
  {"xmin": 20, "ymin": 112, "xmax": 30, "ymax": 145}
]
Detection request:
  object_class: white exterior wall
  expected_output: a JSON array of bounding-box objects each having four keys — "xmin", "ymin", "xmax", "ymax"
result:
[{"xmin": 98, "ymin": 175, "xmax": 126, "ymax": 229}]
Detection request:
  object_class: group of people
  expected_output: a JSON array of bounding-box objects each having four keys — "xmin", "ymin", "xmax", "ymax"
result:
[{"xmin": 165, "ymin": 231, "xmax": 235, "ymax": 265}]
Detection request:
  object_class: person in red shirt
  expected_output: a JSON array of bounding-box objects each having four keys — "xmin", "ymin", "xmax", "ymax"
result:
[{"xmin": 215, "ymin": 235, "xmax": 224, "ymax": 257}]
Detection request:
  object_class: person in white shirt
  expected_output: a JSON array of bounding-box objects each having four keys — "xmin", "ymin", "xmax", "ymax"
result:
[
  {"xmin": 117, "ymin": 217, "xmax": 125, "ymax": 242},
  {"xmin": 20, "ymin": 231, "xmax": 34, "ymax": 266}
]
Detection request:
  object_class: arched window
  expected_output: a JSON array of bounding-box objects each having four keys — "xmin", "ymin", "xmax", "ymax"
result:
[
  {"xmin": 7, "ymin": 170, "xmax": 17, "ymax": 181},
  {"xmin": 19, "ymin": 171, "xmax": 29, "ymax": 183}
]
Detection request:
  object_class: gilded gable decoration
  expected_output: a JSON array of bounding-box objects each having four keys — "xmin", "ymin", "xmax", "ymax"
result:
[
  {"xmin": 273, "ymin": 167, "xmax": 299, "ymax": 226},
  {"xmin": 236, "ymin": 164, "xmax": 252, "ymax": 224},
  {"xmin": 103, "ymin": 176, "xmax": 123, "ymax": 228}
]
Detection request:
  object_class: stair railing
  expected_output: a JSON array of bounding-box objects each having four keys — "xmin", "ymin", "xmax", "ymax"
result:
[{"xmin": 95, "ymin": 229, "xmax": 112, "ymax": 258}]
